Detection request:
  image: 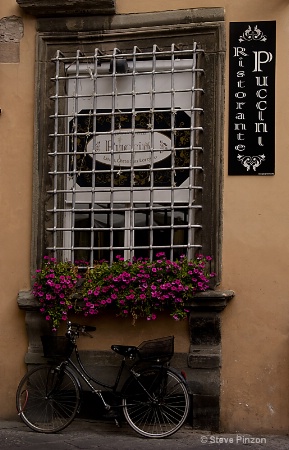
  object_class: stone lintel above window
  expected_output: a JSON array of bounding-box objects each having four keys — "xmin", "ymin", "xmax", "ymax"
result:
[{"xmin": 16, "ymin": 0, "xmax": 116, "ymax": 17}]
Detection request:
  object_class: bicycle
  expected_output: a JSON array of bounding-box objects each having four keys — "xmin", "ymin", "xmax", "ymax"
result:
[{"xmin": 16, "ymin": 321, "xmax": 190, "ymax": 439}]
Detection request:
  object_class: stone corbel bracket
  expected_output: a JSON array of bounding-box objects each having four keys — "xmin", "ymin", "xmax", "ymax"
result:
[
  {"xmin": 18, "ymin": 291, "xmax": 51, "ymax": 364},
  {"xmin": 187, "ymin": 289, "xmax": 235, "ymax": 312},
  {"xmin": 185, "ymin": 289, "xmax": 235, "ymax": 430},
  {"xmin": 16, "ymin": 0, "xmax": 116, "ymax": 17}
]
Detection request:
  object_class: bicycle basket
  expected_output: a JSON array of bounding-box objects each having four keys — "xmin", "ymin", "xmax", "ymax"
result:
[
  {"xmin": 137, "ymin": 336, "xmax": 174, "ymax": 362},
  {"xmin": 41, "ymin": 336, "xmax": 74, "ymax": 359}
]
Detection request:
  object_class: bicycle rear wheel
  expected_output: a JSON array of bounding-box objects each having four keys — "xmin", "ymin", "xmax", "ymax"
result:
[
  {"xmin": 16, "ymin": 365, "xmax": 81, "ymax": 433},
  {"xmin": 122, "ymin": 367, "xmax": 190, "ymax": 438}
]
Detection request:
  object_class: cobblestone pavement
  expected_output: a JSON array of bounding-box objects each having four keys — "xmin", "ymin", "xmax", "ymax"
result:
[{"xmin": 0, "ymin": 419, "xmax": 288, "ymax": 450}]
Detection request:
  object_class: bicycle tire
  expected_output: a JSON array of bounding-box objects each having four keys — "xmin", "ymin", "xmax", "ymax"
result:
[
  {"xmin": 16, "ymin": 365, "xmax": 81, "ymax": 433},
  {"xmin": 122, "ymin": 366, "xmax": 190, "ymax": 438}
]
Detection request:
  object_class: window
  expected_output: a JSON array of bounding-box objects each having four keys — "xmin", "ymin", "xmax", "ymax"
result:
[
  {"xmin": 33, "ymin": 10, "xmax": 224, "ymax": 276},
  {"xmin": 49, "ymin": 44, "xmax": 205, "ymax": 264}
]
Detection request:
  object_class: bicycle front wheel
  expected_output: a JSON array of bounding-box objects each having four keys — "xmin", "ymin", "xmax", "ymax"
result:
[
  {"xmin": 122, "ymin": 367, "xmax": 190, "ymax": 438},
  {"xmin": 16, "ymin": 365, "xmax": 81, "ymax": 433}
]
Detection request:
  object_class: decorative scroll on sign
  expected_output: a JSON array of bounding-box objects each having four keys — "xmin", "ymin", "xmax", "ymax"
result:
[{"xmin": 229, "ymin": 21, "xmax": 276, "ymax": 175}]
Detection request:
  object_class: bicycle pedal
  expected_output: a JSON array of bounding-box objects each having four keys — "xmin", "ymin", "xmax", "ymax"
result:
[{"xmin": 114, "ymin": 418, "xmax": 121, "ymax": 427}]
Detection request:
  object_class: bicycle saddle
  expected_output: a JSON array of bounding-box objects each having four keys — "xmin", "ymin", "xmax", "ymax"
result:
[{"xmin": 111, "ymin": 344, "xmax": 138, "ymax": 357}]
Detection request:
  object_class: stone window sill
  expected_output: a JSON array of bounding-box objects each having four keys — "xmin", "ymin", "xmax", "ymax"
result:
[{"xmin": 17, "ymin": 289, "xmax": 235, "ymax": 312}]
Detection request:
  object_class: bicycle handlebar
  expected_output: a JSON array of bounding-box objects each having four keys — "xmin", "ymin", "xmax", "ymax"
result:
[{"xmin": 67, "ymin": 321, "xmax": 96, "ymax": 335}]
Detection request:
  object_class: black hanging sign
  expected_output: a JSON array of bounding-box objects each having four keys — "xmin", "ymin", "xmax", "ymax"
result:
[{"xmin": 228, "ymin": 21, "xmax": 276, "ymax": 175}]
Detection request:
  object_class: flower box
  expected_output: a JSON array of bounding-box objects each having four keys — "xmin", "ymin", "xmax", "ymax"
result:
[{"xmin": 32, "ymin": 253, "xmax": 216, "ymax": 330}]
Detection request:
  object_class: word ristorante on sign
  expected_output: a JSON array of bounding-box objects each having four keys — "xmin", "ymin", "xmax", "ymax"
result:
[{"xmin": 229, "ymin": 22, "xmax": 276, "ymax": 175}]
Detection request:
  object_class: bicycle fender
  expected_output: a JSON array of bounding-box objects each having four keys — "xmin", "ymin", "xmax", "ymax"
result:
[
  {"xmin": 63, "ymin": 365, "xmax": 82, "ymax": 391},
  {"xmin": 166, "ymin": 366, "xmax": 187, "ymax": 382},
  {"xmin": 158, "ymin": 366, "xmax": 189, "ymax": 383},
  {"xmin": 157, "ymin": 366, "xmax": 191, "ymax": 394}
]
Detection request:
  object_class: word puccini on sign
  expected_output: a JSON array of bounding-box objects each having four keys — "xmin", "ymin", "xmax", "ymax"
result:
[{"xmin": 229, "ymin": 21, "xmax": 276, "ymax": 175}]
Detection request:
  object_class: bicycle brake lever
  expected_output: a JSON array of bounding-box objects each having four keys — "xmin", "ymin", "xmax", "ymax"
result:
[{"xmin": 82, "ymin": 331, "xmax": 93, "ymax": 338}]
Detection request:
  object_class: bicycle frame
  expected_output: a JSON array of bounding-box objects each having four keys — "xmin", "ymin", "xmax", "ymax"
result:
[{"xmin": 57, "ymin": 343, "xmax": 133, "ymax": 410}]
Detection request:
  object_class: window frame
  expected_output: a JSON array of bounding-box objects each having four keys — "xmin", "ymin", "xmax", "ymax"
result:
[{"xmin": 32, "ymin": 9, "xmax": 225, "ymax": 282}]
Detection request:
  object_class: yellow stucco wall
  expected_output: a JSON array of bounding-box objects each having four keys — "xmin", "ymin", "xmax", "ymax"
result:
[
  {"xmin": 0, "ymin": 0, "xmax": 34, "ymax": 417},
  {"xmin": 1, "ymin": 0, "xmax": 289, "ymax": 433}
]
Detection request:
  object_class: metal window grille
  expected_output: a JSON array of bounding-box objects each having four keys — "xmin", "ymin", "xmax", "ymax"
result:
[{"xmin": 48, "ymin": 44, "xmax": 204, "ymax": 265}]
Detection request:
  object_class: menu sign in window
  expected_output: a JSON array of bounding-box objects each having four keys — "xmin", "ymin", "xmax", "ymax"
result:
[{"xmin": 229, "ymin": 21, "xmax": 276, "ymax": 175}]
